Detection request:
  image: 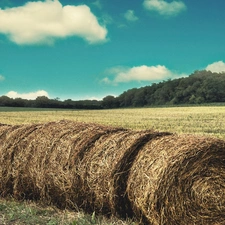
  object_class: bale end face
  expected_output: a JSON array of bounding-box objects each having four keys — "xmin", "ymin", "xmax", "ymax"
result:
[{"xmin": 127, "ymin": 134, "xmax": 225, "ymax": 225}]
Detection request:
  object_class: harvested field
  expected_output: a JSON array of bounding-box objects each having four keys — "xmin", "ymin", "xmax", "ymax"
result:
[{"xmin": 0, "ymin": 120, "xmax": 225, "ymax": 224}]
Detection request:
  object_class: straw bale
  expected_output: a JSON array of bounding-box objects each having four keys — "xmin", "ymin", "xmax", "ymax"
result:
[
  {"xmin": 1, "ymin": 120, "xmax": 225, "ymax": 224},
  {"xmin": 0, "ymin": 120, "xmax": 122, "ymax": 209},
  {"xmin": 127, "ymin": 134, "xmax": 225, "ymax": 225},
  {"xmin": 77, "ymin": 130, "xmax": 170, "ymax": 217}
]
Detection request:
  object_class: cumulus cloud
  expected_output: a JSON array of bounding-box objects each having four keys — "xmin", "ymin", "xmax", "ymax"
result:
[
  {"xmin": 0, "ymin": 74, "xmax": 5, "ymax": 81},
  {"xmin": 102, "ymin": 65, "xmax": 185, "ymax": 84},
  {"xmin": 0, "ymin": 0, "xmax": 107, "ymax": 45},
  {"xmin": 143, "ymin": 0, "xmax": 186, "ymax": 17},
  {"xmin": 205, "ymin": 61, "xmax": 225, "ymax": 73},
  {"xmin": 6, "ymin": 90, "xmax": 49, "ymax": 100},
  {"xmin": 124, "ymin": 10, "xmax": 139, "ymax": 22}
]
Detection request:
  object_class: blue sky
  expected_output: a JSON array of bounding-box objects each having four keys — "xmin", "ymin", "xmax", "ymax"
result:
[{"xmin": 0, "ymin": 0, "xmax": 225, "ymax": 100}]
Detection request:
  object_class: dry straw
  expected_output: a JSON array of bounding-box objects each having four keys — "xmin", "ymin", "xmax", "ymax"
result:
[
  {"xmin": 0, "ymin": 120, "xmax": 122, "ymax": 208},
  {"xmin": 127, "ymin": 134, "xmax": 225, "ymax": 225},
  {"xmin": 0, "ymin": 120, "xmax": 225, "ymax": 225},
  {"xmin": 76, "ymin": 130, "xmax": 170, "ymax": 217},
  {"xmin": 0, "ymin": 123, "xmax": 18, "ymax": 138}
]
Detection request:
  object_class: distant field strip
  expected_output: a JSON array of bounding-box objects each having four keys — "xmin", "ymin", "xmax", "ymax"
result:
[{"xmin": 0, "ymin": 106, "xmax": 225, "ymax": 139}]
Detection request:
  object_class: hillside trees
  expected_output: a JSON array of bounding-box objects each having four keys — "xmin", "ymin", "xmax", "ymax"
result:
[{"xmin": 109, "ymin": 70, "xmax": 225, "ymax": 107}]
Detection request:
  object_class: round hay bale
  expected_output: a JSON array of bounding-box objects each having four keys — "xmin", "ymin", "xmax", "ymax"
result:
[
  {"xmin": 127, "ymin": 134, "xmax": 225, "ymax": 225},
  {"xmin": 77, "ymin": 129, "xmax": 170, "ymax": 217},
  {"xmin": 0, "ymin": 120, "xmax": 123, "ymax": 209}
]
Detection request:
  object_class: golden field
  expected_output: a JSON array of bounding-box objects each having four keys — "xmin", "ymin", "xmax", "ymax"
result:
[{"xmin": 0, "ymin": 106, "xmax": 225, "ymax": 139}]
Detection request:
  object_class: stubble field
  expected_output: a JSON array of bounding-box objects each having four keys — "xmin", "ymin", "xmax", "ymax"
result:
[{"xmin": 0, "ymin": 106, "xmax": 225, "ymax": 139}]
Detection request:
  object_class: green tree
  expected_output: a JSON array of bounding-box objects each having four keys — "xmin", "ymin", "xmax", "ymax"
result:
[
  {"xmin": 102, "ymin": 95, "xmax": 118, "ymax": 108},
  {"xmin": 0, "ymin": 96, "xmax": 13, "ymax": 106},
  {"xmin": 35, "ymin": 96, "xmax": 50, "ymax": 108}
]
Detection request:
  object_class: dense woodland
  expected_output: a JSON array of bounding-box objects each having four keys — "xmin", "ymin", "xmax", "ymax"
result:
[{"xmin": 1, "ymin": 70, "xmax": 225, "ymax": 109}]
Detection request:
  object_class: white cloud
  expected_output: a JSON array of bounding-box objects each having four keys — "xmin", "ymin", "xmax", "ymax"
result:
[
  {"xmin": 143, "ymin": 0, "xmax": 186, "ymax": 16},
  {"xmin": 85, "ymin": 96, "xmax": 104, "ymax": 101},
  {"xmin": 0, "ymin": 74, "xmax": 5, "ymax": 81},
  {"xmin": 124, "ymin": 10, "xmax": 139, "ymax": 22},
  {"xmin": 0, "ymin": 0, "xmax": 107, "ymax": 45},
  {"xmin": 205, "ymin": 61, "xmax": 225, "ymax": 73},
  {"xmin": 102, "ymin": 65, "xmax": 185, "ymax": 84},
  {"xmin": 67, "ymin": 94, "xmax": 105, "ymax": 101},
  {"xmin": 6, "ymin": 90, "xmax": 49, "ymax": 100}
]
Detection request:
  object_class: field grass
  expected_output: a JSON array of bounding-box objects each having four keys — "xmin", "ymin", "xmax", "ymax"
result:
[
  {"xmin": 0, "ymin": 106, "xmax": 225, "ymax": 139},
  {"xmin": 0, "ymin": 198, "xmax": 136, "ymax": 225},
  {"xmin": 0, "ymin": 105, "xmax": 225, "ymax": 224}
]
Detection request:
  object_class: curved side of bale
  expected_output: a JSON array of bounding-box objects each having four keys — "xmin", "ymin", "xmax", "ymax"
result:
[
  {"xmin": 0, "ymin": 123, "xmax": 12, "ymax": 137},
  {"xmin": 112, "ymin": 132, "xmax": 172, "ymax": 219},
  {"xmin": 0, "ymin": 124, "xmax": 20, "ymax": 140},
  {"xmin": 2, "ymin": 120, "xmax": 123, "ymax": 209},
  {"xmin": 77, "ymin": 129, "xmax": 171, "ymax": 217},
  {"xmin": 127, "ymin": 134, "xmax": 225, "ymax": 225},
  {"xmin": 0, "ymin": 123, "xmax": 40, "ymax": 196},
  {"xmin": 11, "ymin": 120, "xmax": 79, "ymax": 202}
]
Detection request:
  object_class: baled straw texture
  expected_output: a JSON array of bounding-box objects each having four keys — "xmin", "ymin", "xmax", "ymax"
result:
[
  {"xmin": 0, "ymin": 123, "xmax": 12, "ymax": 136},
  {"xmin": 1, "ymin": 120, "xmax": 225, "ymax": 225},
  {"xmin": 77, "ymin": 130, "xmax": 170, "ymax": 217},
  {"xmin": 127, "ymin": 134, "xmax": 225, "ymax": 225},
  {"xmin": 0, "ymin": 123, "xmax": 37, "ymax": 196},
  {"xmin": 0, "ymin": 120, "xmax": 122, "ymax": 208}
]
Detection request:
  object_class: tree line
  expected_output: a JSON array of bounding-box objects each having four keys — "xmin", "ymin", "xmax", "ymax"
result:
[
  {"xmin": 1, "ymin": 70, "xmax": 225, "ymax": 109},
  {"xmin": 102, "ymin": 70, "xmax": 225, "ymax": 108},
  {"xmin": 0, "ymin": 96, "xmax": 103, "ymax": 109}
]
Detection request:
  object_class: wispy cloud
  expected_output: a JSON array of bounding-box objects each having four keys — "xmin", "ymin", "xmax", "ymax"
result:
[
  {"xmin": 143, "ymin": 0, "xmax": 186, "ymax": 17},
  {"xmin": 205, "ymin": 61, "xmax": 225, "ymax": 73},
  {"xmin": 6, "ymin": 90, "xmax": 49, "ymax": 100},
  {"xmin": 102, "ymin": 65, "xmax": 186, "ymax": 84},
  {"xmin": 124, "ymin": 10, "xmax": 139, "ymax": 22},
  {"xmin": 92, "ymin": 0, "xmax": 102, "ymax": 9},
  {"xmin": 0, "ymin": 74, "xmax": 5, "ymax": 81},
  {"xmin": 0, "ymin": 0, "xmax": 107, "ymax": 45}
]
